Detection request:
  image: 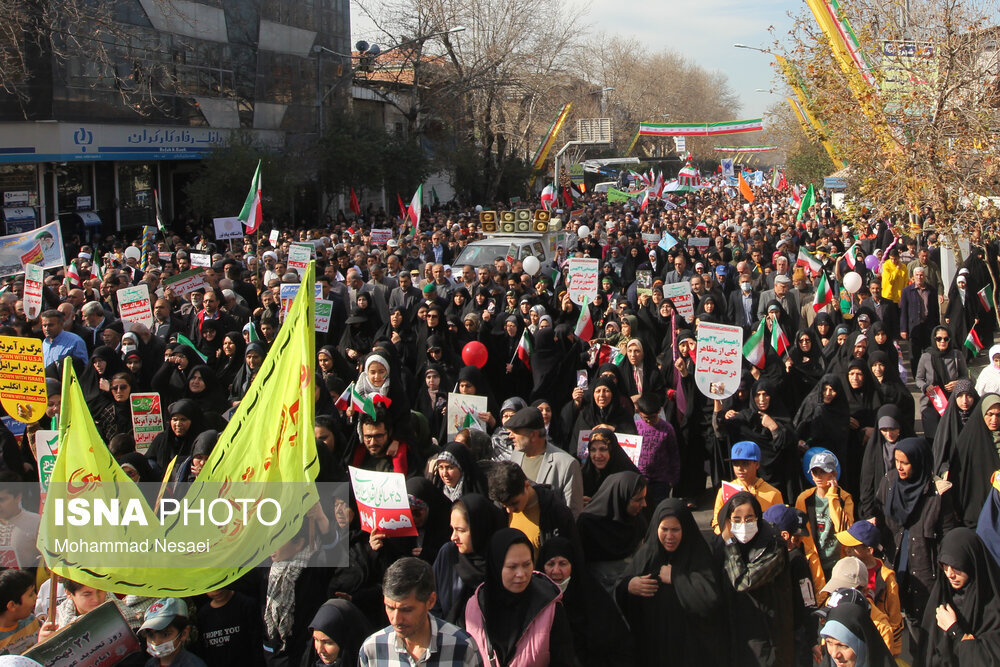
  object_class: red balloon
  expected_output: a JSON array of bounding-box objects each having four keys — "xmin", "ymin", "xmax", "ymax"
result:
[{"xmin": 462, "ymin": 341, "xmax": 489, "ymax": 368}]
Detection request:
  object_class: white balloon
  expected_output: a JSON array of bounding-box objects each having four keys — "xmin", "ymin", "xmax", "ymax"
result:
[
  {"xmin": 124, "ymin": 246, "xmax": 141, "ymax": 261},
  {"xmin": 843, "ymin": 271, "xmax": 862, "ymax": 294},
  {"xmin": 522, "ymin": 256, "xmax": 540, "ymax": 276},
  {"xmin": 475, "ymin": 205, "xmax": 483, "ymax": 212},
  {"xmin": 577, "ymin": 225, "xmax": 590, "ymax": 239}
]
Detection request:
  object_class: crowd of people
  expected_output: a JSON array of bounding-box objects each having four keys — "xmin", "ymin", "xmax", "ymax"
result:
[{"xmin": 0, "ymin": 173, "xmax": 998, "ymax": 666}]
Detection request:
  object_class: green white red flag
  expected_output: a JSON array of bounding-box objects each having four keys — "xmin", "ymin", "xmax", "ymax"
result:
[
  {"xmin": 742, "ymin": 320, "xmax": 767, "ymax": 369},
  {"xmin": 516, "ymin": 330, "xmax": 533, "ymax": 369},
  {"xmin": 979, "ymin": 285, "xmax": 994, "ymax": 312},
  {"xmin": 813, "ymin": 272, "xmax": 834, "ymax": 312},
  {"xmin": 797, "ymin": 247, "xmax": 823, "ymax": 275},
  {"xmin": 238, "ymin": 160, "xmax": 263, "ymax": 233},
  {"xmin": 965, "ymin": 329, "xmax": 985, "ymax": 355},
  {"xmin": 574, "ymin": 297, "xmax": 593, "ymax": 341}
]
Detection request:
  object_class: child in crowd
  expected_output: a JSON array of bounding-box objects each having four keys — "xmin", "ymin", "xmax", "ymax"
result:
[
  {"xmin": 796, "ymin": 450, "xmax": 855, "ymax": 597},
  {"xmin": 139, "ymin": 597, "xmax": 205, "ymax": 667},
  {"xmin": 712, "ymin": 441, "xmax": 783, "ymax": 533},
  {"xmin": 0, "ymin": 569, "xmax": 38, "ymax": 656},
  {"xmin": 632, "ymin": 393, "xmax": 679, "ymax": 508},
  {"xmin": 195, "ymin": 587, "xmax": 265, "ymax": 666}
]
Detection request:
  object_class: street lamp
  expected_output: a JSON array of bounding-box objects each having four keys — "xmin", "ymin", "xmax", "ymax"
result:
[{"xmin": 734, "ymin": 43, "xmax": 775, "ymax": 55}]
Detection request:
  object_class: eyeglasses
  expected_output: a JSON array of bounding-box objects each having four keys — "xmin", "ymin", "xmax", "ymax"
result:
[
  {"xmin": 935, "ymin": 337, "xmax": 950, "ymax": 342},
  {"xmin": 362, "ymin": 432, "xmax": 387, "ymax": 441},
  {"xmin": 110, "ymin": 385, "xmax": 129, "ymax": 391}
]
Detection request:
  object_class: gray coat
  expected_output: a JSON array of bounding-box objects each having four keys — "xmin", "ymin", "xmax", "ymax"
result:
[{"xmin": 915, "ymin": 349, "xmax": 968, "ymax": 412}]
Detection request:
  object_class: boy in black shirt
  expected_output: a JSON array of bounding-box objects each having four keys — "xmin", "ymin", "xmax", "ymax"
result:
[{"xmin": 195, "ymin": 587, "xmax": 265, "ymax": 666}]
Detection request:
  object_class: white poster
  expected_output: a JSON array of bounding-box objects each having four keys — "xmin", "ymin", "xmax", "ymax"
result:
[
  {"xmin": 190, "ymin": 253, "xmax": 211, "ymax": 268},
  {"xmin": 694, "ymin": 322, "xmax": 743, "ymax": 399},
  {"xmin": 0, "ymin": 221, "xmax": 66, "ymax": 278},
  {"xmin": 315, "ymin": 299, "xmax": 333, "ymax": 333},
  {"xmin": 117, "ymin": 284, "xmax": 154, "ymax": 329},
  {"xmin": 566, "ymin": 257, "xmax": 600, "ymax": 306},
  {"xmin": 287, "ymin": 243, "xmax": 313, "ymax": 273},
  {"xmin": 23, "ymin": 263, "xmax": 43, "ymax": 320},
  {"xmin": 212, "ymin": 216, "xmax": 244, "ymax": 240},
  {"xmin": 446, "ymin": 392, "xmax": 488, "ymax": 439},
  {"xmin": 663, "ymin": 281, "xmax": 694, "ymax": 322}
]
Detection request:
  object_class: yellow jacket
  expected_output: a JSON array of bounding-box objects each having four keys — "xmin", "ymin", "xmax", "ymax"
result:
[
  {"xmin": 868, "ymin": 559, "xmax": 904, "ymax": 656},
  {"xmin": 795, "ymin": 485, "xmax": 855, "ymax": 603},
  {"xmin": 881, "ymin": 259, "xmax": 909, "ymax": 303},
  {"xmin": 711, "ymin": 477, "xmax": 784, "ymax": 533}
]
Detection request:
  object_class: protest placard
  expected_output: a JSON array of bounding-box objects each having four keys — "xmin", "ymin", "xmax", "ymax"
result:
[
  {"xmin": 641, "ymin": 233, "xmax": 660, "ymax": 247},
  {"xmin": 688, "ymin": 237, "xmax": 710, "ymax": 248},
  {"xmin": 213, "ymin": 216, "xmax": 245, "ymax": 240},
  {"xmin": 162, "ymin": 268, "xmax": 207, "ymax": 297},
  {"xmin": 315, "ymin": 299, "xmax": 333, "ymax": 333},
  {"xmin": 268, "ymin": 229, "xmax": 280, "ymax": 245},
  {"xmin": 567, "ymin": 257, "xmax": 600, "ymax": 305},
  {"xmin": 370, "ymin": 229, "xmax": 393, "ymax": 245},
  {"xmin": 0, "ymin": 336, "xmax": 45, "ymax": 423},
  {"xmin": 279, "ymin": 283, "xmax": 323, "ymax": 319},
  {"xmin": 23, "ymin": 262, "xmax": 42, "ymax": 320},
  {"xmin": 446, "ymin": 392, "xmax": 488, "ymax": 439},
  {"xmin": 117, "ymin": 284, "xmax": 154, "ymax": 329},
  {"xmin": 694, "ymin": 322, "xmax": 743, "ymax": 399},
  {"xmin": 636, "ymin": 269, "xmax": 653, "ymax": 297},
  {"xmin": 288, "ymin": 243, "xmax": 313, "ymax": 273},
  {"xmin": 190, "ymin": 252, "xmax": 212, "ymax": 268},
  {"xmin": 576, "ymin": 429, "xmax": 643, "ymax": 467},
  {"xmin": 24, "ymin": 600, "xmax": 141, "ymax": 667},
  {"xmin": 0, "ymin": 221, "xmax": 66, "ymax": 278},
  {"xmin": 659, "ymin": 232, "xmax": 679, "ymax": 252},
  {"xmin": 35, "ymin": 429, "xmax": 57, "ymax": 507},
  {"xmin": 349, "ymin": 467, "xmax": 418, "ymax": 537},
  {"xmin": 663, "ymin": 281, "xmax": 694, "ymax": 322},
  {"xmin": 130, "ymin": 392, "xmax": 164, "ymax": 453}
]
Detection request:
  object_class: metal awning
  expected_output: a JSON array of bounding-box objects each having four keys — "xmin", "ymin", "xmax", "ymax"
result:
[{"xmin": 2, "ymin": 207, "xmax": 35, "ymax": 222}]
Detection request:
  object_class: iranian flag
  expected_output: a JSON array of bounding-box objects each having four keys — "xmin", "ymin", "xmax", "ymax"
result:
[
  {"xmin": 407, "ymin": 185, "xmax": 423, "ymax": 228},
  {"xmin": 238, "ymin": 160, "xmax": 263, "ymax": 233},
  {"xmin": 796, "ymin": 183, "xmax": 815, "ymax": 222},
  {"xmin": 842, "ymin": 241, "xmax": 859, "ymax": 269},
  {"xmin": 965, "ymin": 329, "xmax": 985, "ymax": 355},
  {"xmin": 638, "ymin": 118, "xmax": 764, "ymax": 136},
  {"xmin": 516, "ymin": 330, "xmax": 533, "ymax": 369},
  {"xmin": 813, "ymin": 272, "xmax": 834, "ymax": 312},
  {"xmin": 640, "ymin": 189, "xmax": 651, "ymax": 212},
  {"xmin": 541, "ymin": 184, "xmax": 556, "ymax": 211},
  {"xmin": 979, "ymin": 285, "xmax": 994, "ymax": 312},
  {"xmin": 742, "ymin": 320, "xmax": 767, "ymax": 369},
  {"xmin": 574, "ymin": 297, "xmax": 594, "ymax": 341},
  {"xmin": 335, "ymin": 382, "xmax": 353, "ymax": 412},
  {"xmin": 154, "ymin": 188, "xmax": 167, "ymax": 235},
  {"xmin": 351, "ymin": 385, "xmax": 377, "ymax": 419},
  {"xmin": 797, "ymin": 247, "xmax": 823, "ymax": 275},
  {"xmin": 771, "ymin": 323, "xmax": 791, "ymax": 356},
  {"xmin": 64, "ymin": 260, "xmax": 82, "ymax": 289}
]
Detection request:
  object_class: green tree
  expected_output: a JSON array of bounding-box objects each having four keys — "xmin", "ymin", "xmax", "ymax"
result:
[
  {"xmin": 184, "ymin": 132, "xmax": 299, "ymax": 222},
  {"xmin": 785, "ymin": 139, "xmax": 834, "ymax": 189}
]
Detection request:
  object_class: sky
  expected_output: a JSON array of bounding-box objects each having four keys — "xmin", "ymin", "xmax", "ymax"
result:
[{"xmin": 350, "ymin": 0, "xmax": 798, "ymax": 123}]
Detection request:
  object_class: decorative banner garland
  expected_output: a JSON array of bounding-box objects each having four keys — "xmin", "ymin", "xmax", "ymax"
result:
[
  {"xmin": 713, "ymin": 146, "xmax": 779, "ymax": 153},
  {"xmin": 638, "ymin": 118, "xmax": 763, "ymax": 136},
  {"xmin": 529, "ymin": 103, "xmax": 573, "ymax": 186}
]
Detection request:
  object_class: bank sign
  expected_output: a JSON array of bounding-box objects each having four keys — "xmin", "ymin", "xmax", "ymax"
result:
[{"xmin": 0, "ymin": 122, "xmax": 283, "ymax": 163}]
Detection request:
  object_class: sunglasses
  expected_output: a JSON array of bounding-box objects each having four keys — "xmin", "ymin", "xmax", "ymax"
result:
[
  {"xmin": 110, "ymin": 385, "xmax": 129, "ymax": 391},
  {"xmin": 935, "ymin": 337, "xmax": 950, "ymax": 342}
]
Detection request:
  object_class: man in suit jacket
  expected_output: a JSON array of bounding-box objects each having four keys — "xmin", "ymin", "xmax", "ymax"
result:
[
  {"xmin": 899, "ymin": 266, "xmax": 939, "ymax": 373},
  {"xmin": 728, "ymin": 273, "xmax": 761, "ymax": 334},
  {"xmin": 757, "ymin": 274, "xmax": 800, "ymax": 333},
  {"xmin": 505, "ymin": 407, "xmax": 584, "ymax": 517},
  {"xmin": 421, "ymin": 232, "xmax": 453, "ymax": 266},
  {"xmin": 859, "ymin": 277, "xmax": 900, "ymax": 340}
]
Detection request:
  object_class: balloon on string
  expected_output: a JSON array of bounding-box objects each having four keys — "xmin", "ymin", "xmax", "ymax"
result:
[
  {"xmin": 521, "ymin": 256, "xmax": 540, "ymax": 276},
  {"xmin": 124, "ymin": 247, "xmax": 141, "ymax": 261},
  {"xmin": 864, "ymin": 255, "xmax": 880, "ymax": 270},
  {"xmin": 843, "ymin": 271, "xmax": 863, "ymax": 294},
  {"xmin": 462, "ymin": 341, "xmax": 488, "ymax": 368},
  {"xmin": 577, "ymin": 225, "xmax": 590, "ymax": 239}
]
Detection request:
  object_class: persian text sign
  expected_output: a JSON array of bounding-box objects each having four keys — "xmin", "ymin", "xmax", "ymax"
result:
[
  {"xmin": 663, "ymin": 281, "xmax": 694, "ymax": 322},
  {"xmin": 23, "ymin": 262, "xmax": 43, "ymax": 320},
  {"xmin": 566, "ymin": 258, "xmax": 600, "ymax": 305},
  {"xmin": 0, "ymin": 336, "xmax": 45, "ymax": 422},
  {"xmin": 349, "ymin": 467, "xmax": 417, "ymax": 537},
  {"xmin": 695, "ymin": 322, "xmax": 743, "ymax": 399},
  {"xmin": 117, "ymin": 284, "xmax": 154, "ymax": 329},
  {"xmin": 130, "ymin": 392, "xmax": 164, "ymax": 452}
]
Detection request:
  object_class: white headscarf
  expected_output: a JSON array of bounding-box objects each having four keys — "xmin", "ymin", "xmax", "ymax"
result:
[{"xmin": 355, "ymin": 353, "xmax": 390, "ymax": 397}]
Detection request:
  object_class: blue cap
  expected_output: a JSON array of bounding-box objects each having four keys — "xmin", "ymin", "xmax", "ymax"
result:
[
  {"xmin": 763, "ymin": 504, "xmax": 808, "ymax": 536},
  {"xmin": 837, "ymin": 520, "xmax": 881, "ymax": 548},
  {"xmin": 715, "ymin": 265, "xmax": 727, "ymax": 275},
  {"xmin": 140, "ymin": 598, "xmax": 188, "ymax": 633},
  {"xmin": 731, "ymin": 441, "xmax": 760, "ymax": 462}
]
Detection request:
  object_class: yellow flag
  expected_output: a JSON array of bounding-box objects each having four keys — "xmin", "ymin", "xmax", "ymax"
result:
[{"xmin": 38, "ymin": 262, "xmax": 319, "ymax": 596}]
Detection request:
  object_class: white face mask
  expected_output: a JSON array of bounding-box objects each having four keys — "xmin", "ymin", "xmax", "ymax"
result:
[
  {"xmin": 556, "ymin": 577, "xmax": 571, "ymax": 594},
  {"xmin": 731, "ymin": 520, "xmax": 758, "ymax": 544},
  {"xmin": 147, "ymin": 636, "xmax": 180, "ymax": 658},
  {"xmin": 122, "ymin": 344, "xmax": 137, "ymax": 355},
  {"xmin": 740, "ymin": 282, "xmax": 752, "ymax": 293}
]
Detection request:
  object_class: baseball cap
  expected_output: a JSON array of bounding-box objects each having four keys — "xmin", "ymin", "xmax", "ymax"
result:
[
  {"xmin": 139, "ymin": 597, "xmax": 188, "ymax": 633},
  {"xmin": 504, "ymin": 407, "xmax": 545, "ymax": 433},
  {"xmin": 731, "ymin": 441, "xmax": 761, "ymax": 462},
  {"xmin": 815, "ymin": 587, "xmax": 870, "ymax": 618},
  {"xmin": 809, "ymin": 451, "xmax": 838, "ymax": 473},
  {"xmin": 762, "ymin": 504, "xmax": 809, "ymax": 536},
  {"xmin": 836, "ymin": 521, "xmax": 881, "ymax": 548},
  {"xmin": 821, "ymin": 556, "xmax": 868, "ymax": 593},
  {"xmin": 715, "ymin": 265, "xmax": 727, "ymax": 275}
]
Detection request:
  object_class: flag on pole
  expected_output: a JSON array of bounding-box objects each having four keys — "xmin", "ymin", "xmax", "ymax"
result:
[
  {"xmin": 796, "ymin": 247, "xmax": 823, "ymax": 275},
  {"xmin": 541, "ymin": 184, "xmax": 556, "ymax": 211},
  {"xmin": 350, "ymin": 384, "xmax": 377, "ymax": 419},
  {"xmin": 335, "ymin": 382, "xmax": 353, "ymax": 412},
  {"xmin": 238, "ymin": 160, "xmax": 263, "ymax": 233},
  {"xmin": 979, "ymin": 284, "xmax": 994, "ymax": 312},
  {"xmin": 177, "ymin": 334, "xmax": 209, "ymax": 362},
  {"xmin": 771, "ymin": 323, "xmax": 791, "ymax": 356},
  {"xmin": 431, "ymin": 187, "xmax": 440, "ymax": 206},
  {"xmin": 154, "ymin": 188, "xmax": 167, "ymax": 235},
  {"xmin": 738, "ymin": 172, "xmax": 755, "ymax": 203},
  {"xmin": 574, "ymin": 297, "xmax": 594, "ymax": 341},
  {"xmin": 407, "ymin": 185, "xmax": 423, "ymax": 228},
  {"xmin": 640, "ymin": 189, "xmax": 651, "ymax": 212},
  {"xmin": 965, "ymin": 329, "xmax": 985, "ymax": 355},
  {"xmin": 516, "ymin": 330, "xmax": 533, "ymax": 369},
  {"xmin": 743, "ymin": 320, "xmax": 767, "ymax": 369},
  {"xmin": 397, "ymin": 193, "xmax": 407, "ymax": 220},
  {"xmin": 796, "ymin": 184, "xmax": 815, "ymax": 221},
  {"xmin": 813, "ymin": 271, "xmax": 834, "ymax": 312},
  {"xmin": 65, "ymin": 260, "xmax": 81, "ymax": 289},
  {"xmin": 842, "ymin": 241, "xmax": 859, "ymax": 269},
  {"xmin": 349, "ymin": 188, "xmax": 362, "ymax": 216}
]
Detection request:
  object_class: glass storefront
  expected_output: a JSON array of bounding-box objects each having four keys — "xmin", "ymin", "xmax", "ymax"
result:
[{"xmin": 117, "ymin": 163, "xmax": 154, "ymax": 230}]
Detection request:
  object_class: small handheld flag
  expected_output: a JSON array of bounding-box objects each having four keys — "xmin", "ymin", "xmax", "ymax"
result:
[{"xmin": 238, "ymin": 160, "xmax": 263, "ymax": 233}]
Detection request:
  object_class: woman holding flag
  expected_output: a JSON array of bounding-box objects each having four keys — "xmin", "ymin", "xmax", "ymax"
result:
[{"xmin": 916, "ymin": 325, "xmax": 969, "ymax": 441}]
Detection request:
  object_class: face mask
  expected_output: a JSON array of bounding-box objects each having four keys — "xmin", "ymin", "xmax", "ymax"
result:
[
  {"xmin": 556, "ymin": 577, "xmax": 571, "ymax": 594},
  {"xmin": 122, "ymin": 344, "xmax": 137, "ymax": 355},
  {"xmin": 740, "ymin": 282, "xmax": 752, "ymax": 292},
  {"xmin": 730, "ymin": 521, "xmax": 758, "ymax": 544},
  {"xmin": 146, "ymin": 636, "xmax": 180, "ymax": 658}
]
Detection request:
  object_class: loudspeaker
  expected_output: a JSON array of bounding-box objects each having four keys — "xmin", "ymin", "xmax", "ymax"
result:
[
  {"xmin": 533, "ymin": 209, "xmax": 550, "ymax": 232},
  {"xmin": 480, "ymin": 210, "xmax": 497, "ymax": 233},
  {"xmin": 515, "ymin": 209, "xmax": 531, "ymax": 233},
  {"xmin": 500, "ymin": 211, "xmax": 516, "ymax": 234}
]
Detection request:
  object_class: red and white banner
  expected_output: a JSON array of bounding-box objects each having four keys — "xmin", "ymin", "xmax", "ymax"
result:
[{"xmin": 639, "ymin": 118, "xmax": 764, "ymax": 136}]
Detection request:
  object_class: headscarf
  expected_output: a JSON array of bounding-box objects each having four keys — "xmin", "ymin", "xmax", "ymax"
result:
[
  {"xmin": 820, "ymin": 603, "xmax": 896, "ymax": 667},
  {"xmin": 843, "ymin": 357, "xmax": 882, "ymax": 426},
  {"xmin": 928, "ymin": 324, "xmax": 957, "ymax": 390},
  {"xmin": 452, "ymin": 494, "xmax": 507, "ymax": 609},
  {"xmin": 577, "ymin": 471, "xmax": 645, "ymax": 561},
  {"xmin": 885, "ymin": 437, "xmax": 932, "ymax": 526},
  {"xmin": 793, "ymin": 373, "xmax": 851, "ymax": 448},
  {"xmin": 579, "ymin": 428, "xmax": 640, "ymax": 497},
  {"xmin": 952, "ymin": 394, "xmax": 1000, "ymax": 527},
  {"xmin": 433, "ymin": 442, "xmax": 488, "ymax": 501},
  {"xmin": 307, "ymin": 599, "xmax": 372, "ymax": 667},
  {"xmin": 933, "ymin": 377, "xmax": 979, "ymax": 475},
  {"xmin": 354, "ymin": 353, "xmax": 391, "ymax": 397}
]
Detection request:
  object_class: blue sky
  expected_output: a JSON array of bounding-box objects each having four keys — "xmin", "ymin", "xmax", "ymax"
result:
[{"xmin": 351, "ymin": 0, "xmax": 797, "ymax": 122}]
